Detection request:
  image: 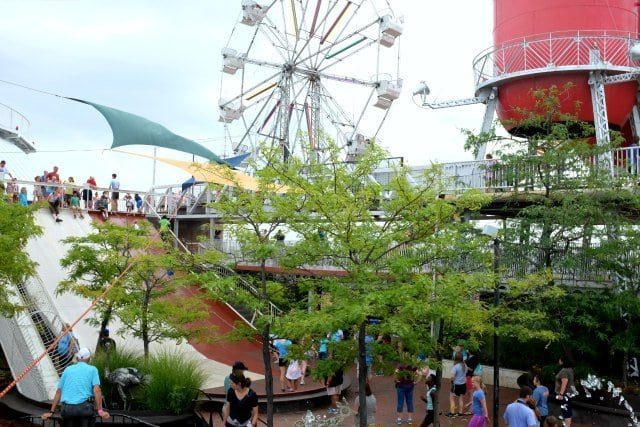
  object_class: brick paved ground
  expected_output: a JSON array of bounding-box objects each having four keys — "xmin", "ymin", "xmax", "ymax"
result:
[{"xmin": 272, "ymin": 374, "xmax": 601, "ymax": 426}]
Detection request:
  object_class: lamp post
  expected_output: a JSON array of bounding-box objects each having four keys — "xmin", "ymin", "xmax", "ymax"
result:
[
  {"xmin": 492, "ymin": 236, "xmax": 500, "ymax": 427},
  {"xmin": 483, "ymin": 224, "xmax": 500, "ymax": 427}
]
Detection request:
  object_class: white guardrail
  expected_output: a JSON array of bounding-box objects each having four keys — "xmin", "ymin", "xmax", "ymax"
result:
[{"xmin": 473, "ymin": 30, "xmax": 640, "ymax": 88}]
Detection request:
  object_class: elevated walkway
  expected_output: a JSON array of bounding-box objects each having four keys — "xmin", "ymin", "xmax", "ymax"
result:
[{"xmin": 0, "ymin": 103, "xmax": 35, "ymax": 153}]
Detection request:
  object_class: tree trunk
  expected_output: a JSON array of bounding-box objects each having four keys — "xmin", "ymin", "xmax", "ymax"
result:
[
  {"xmin": 142, "ymin": 282, "xmax": 151, "ymax": 360},
  {"xmin": 623, "ymin": 349, "xmax": 629, "ymax": 388},
  {"xmin": 432, "ymin": 318, "xmax": 445, "ymax": 427},
  {"xmin": 260, "ymin": 259, "xmax": 274, "ymax": 427},
  {"xmin": 95, "ymin": 305, "xmax": 114, "ymax": 352},
  {"xmin": 358, "ymin": 321, "xmax": 367, "ymax": 427}
]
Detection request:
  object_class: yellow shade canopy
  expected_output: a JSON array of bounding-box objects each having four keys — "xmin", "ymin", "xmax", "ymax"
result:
[{"xmin": 114, "ymin": 150, "xmax": 288, "ymax": 193}]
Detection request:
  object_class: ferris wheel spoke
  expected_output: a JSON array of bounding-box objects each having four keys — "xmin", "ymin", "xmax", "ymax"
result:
[
  {"xmin": 258, "ymin": 23, "xmax": 291, "ymax": 63},
  {"xmin": 220, "ymin": 69, "xmax": 281, "ymax": 108},
  {"xmin": 309, "ymin": 68, "xmax": 376, "ymax": 87},
  {"xmin": 234, "ymin": 86, "xmax": 280, "ymax": 153},
  {"xmin": 318, "ymin": 37, "xmax": 376, "ymax": 73},
  {"xmin": 314, "ymin": 1, "xmax": 364, "ymax": 69},
  {"xmin": 290, "ymin": 0, "xmax": 313, "ymax": 60},
  {"xmin": 291, "ymin": 0, "xmax": 336, "ymax": 64},
  {"xmin": 317, "ymin": 81, "xmax": 355, "ymax": 129},
  {"xmin": 294, "ymin": 18, "xmax": 377, "ymax": 67},
  {"xmin": 314, "ymin": 2, "xmax": 367, "ymax": 69}
]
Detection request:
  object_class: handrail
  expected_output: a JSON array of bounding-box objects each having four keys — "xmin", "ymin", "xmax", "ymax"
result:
[
  {"xmin": 0, "ymin": 102, "xmax": 31, "ymax": 137},
  {"xmin": 142, "ymin": 201, "xmax": 283, "ymax": 323},
  {"xmin": 472, "ymin": 30, "xmax": 640, "ymax": 87},
  {"xmin": 12, "ymin": 413, "xmax": 160, "ymax": 426}
]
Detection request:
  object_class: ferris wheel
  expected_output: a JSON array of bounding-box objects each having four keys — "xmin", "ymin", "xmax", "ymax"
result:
[{"xmin": 218, "ymin": 0, "xmax": 403, "ymax": 165}]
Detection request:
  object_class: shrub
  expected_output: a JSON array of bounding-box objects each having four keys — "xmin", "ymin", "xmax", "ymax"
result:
[{"xmin": 142, "ymin": 350, "xmax": 206, "ymax": 414}]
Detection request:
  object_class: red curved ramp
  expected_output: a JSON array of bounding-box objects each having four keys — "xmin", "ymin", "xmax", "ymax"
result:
[
  {"xmin": 89, "ymin": 211, "xmax": 265, "ymax": 373},
  {"xmin": 180, "ymin": 287, "xmax": 265, "ymax": 374}
]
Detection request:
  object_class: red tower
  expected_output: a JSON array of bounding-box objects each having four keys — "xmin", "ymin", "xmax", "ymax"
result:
[
  {"xmin": 492, "ymin": 0, "xmax": 638, "ymax": 136},
  {"xmin": 418, "ymin": 0, "xmax": 640, "ymax": 162}
]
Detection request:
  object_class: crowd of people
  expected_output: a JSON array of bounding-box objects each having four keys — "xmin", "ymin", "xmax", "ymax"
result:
[{"xmin": 0, "ymin": 160, "xmax": 149, "ymax": 221}]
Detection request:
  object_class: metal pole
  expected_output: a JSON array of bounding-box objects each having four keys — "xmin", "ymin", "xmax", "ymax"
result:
[
  {"xmin": 492, "ymin": 237, "xmax": 500, "ymax": 427},
  {"xmin": 152, "ymin": 147, "xmax": 157, "ymax": 188}
]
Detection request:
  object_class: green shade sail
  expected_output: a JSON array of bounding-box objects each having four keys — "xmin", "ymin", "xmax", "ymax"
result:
[{"xmin": 71, "ymin": 99, "xmax": 226, "ymax": 164}]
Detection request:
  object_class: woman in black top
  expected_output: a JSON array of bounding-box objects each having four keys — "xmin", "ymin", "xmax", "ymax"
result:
[{"xmin": 223, "ymin": 372, "xmax": 258, "ymax": 427}]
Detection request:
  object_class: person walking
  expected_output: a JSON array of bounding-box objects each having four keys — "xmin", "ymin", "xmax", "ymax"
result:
[
  {"xmin": 394, "ymin": 363, "xmax": 417, "ymax": 425},
  {"xmin": 109, "ymin": 173, "xmax": 120, "ymax": 212},
  {"xmin": 222, "ymin": 372, "xmax": 258, "ymax": 427},
  {"xmin": 285, "ymin": 359, "xmax": 302, "ymax": 392},
  {"xmin": 532, "ymin": 374, "xmax": 549, "ymax": 425},
  {"xmin": 465, "ymin": 349, "xmax": 481, "ymax": 407},
  {"xmin": 272, "ymin": 338, "xmax": 292, "ymax": 392},
  {"xmin": 42, "ymin": 348, "xmax": 110, "ymax": 426},
  {"xmin": 466, "ymin": 376, "xmax": 489, "ymax": 427},
  {"xmin": 554, "ymin": 355, "xmax": 575, "ymax": 427},
  {"xmin": 503, "ymin": 386, "xmax": 538, "ymax": 427},
  {"xmin": 326, "ymin": 367, "xmax": 344, "ymax": 415},
  {"xmin": 449, "ymin": 352, "xmax": 467, "ymax": 417},
  {"xmin": 419, "ymin": 374, "xmax": 437, "ymax": 427},
  {"xmin": 83, "ymin": 176, "xmax": 97, "ymax": 209}
]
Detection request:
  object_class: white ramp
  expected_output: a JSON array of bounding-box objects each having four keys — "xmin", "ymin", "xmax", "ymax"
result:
[{"xmin": 26, "ymin": 208, "xmax": 260, "ymax": 389}]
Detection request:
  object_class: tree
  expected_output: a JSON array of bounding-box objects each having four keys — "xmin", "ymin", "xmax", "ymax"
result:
[
  {"xmin": 465, "ymin": 84, "xmax": 640, "ymax": 381},
  {"xmin": 0, "ymin": 198, "xmax": 41, "ymax": 316},
  {"xmin": 264, "ymin": 142, "xmax": 497, "ymax": 427},
  {"xmin": 199, "ymin": 152, "xmax": 304, "ymax": 426},
  {"xmin": 58, "ymin": 220, "xmax": 209, "ymax": 358},
  {"xmin": 59, "ymin": 221, "xmax": 145, "ymax": 348},
  {"xmin": 117, "ymin": 250, "xmax": 210, "ymax": 358}
]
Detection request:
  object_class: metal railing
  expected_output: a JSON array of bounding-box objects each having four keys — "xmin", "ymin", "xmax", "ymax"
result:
[
  {"xmin": 20, "ymin": 275, "xmax": 77, "ymax": 375},
  {"xmin": 187, "ymin": 241, "xmax": 283, "ymax": 319},
  {"xmin": 473, "ymin": 31, "xmax": 640, "ymax": 88},
  {"xmin": 392, "ymin": 146, "xmax": 640, "ymax": 193},
  {"xmin": 7, "ymin": 178, "xmax": 154, "ymax": 214},
  {"xmin": 0, "ymin": 307, "xmax": 50, "ymax": 402},
  {"xmin": 0, "ymin": 102, "xmax": 31, "ymax": 140},
  {"xmin": 11, "ymin": 413, "xmax": 160, "ymax": 426}
]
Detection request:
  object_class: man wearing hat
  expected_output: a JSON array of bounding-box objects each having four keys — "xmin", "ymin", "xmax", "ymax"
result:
[
  {"xmin": 224, "ymin": 361, "xmax": 248, "ymax": 392},
  {"xmin": 42, "ymin": 347, "xmax": 110, "ymax": 425}
]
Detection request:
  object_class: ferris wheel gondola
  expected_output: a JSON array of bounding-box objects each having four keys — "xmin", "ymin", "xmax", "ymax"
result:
[{"xmin": 219, "ymin": 0, "xmax": 403, "ymax": 165}]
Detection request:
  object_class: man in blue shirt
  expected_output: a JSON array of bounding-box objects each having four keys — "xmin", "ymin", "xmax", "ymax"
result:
[
  {"xmin": 272, "ymin": 338, "xmax": 292, "ymax": 392},
  {"xmin": 42, "ymin": 348, "xmax": 110, "ymax": 425},
  {"xmin": 503, "ymin": 386, "xmax": 538, "ymax": 427}
]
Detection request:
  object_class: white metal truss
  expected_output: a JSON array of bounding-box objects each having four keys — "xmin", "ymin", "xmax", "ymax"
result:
[
  {"xmin": 630, "ymin": 104, "xmax": 640, "ymax": 142},
  {"xmin": 588, "ymin": 70, "xmax": 614, "ymax": 174}
]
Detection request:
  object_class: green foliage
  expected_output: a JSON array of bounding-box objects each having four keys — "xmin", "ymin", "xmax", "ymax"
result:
[
  {"xmin": 464, "ymin": 84, "xmax": 640, "ymax": 381},
  {"xmin": 92, "ymin": 348, "xmax": 204, "ymax": 414},
  {"xmin": 59, "ymin": 221, "xmax": 211, "ymax": 357},
  {"xmin": 0, "ymin": 199, "xmax": 41, "ymax": 316},
  {"xmin": 142, "ymin": 350, "xmax": 206, "ymax": 414}
]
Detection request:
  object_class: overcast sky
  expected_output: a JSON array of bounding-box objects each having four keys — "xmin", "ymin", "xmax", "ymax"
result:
[{"xmin": 0, "ymin": 0, "xmax": 493, "ymax": 190}]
